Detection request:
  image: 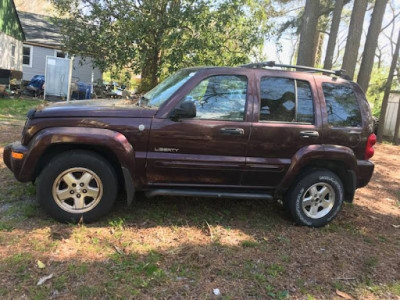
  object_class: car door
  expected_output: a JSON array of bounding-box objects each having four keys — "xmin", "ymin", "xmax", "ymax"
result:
[
  {"xmin": 242, "ymin": 71, "xmax": 323, "ymax": 188},
  {"xmin": 146, "ymin": 71, "xmax": 253, "ymax": 187}
]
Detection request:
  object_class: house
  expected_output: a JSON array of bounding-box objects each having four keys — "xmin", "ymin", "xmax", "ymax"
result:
[
  {"xmin": 17, "ymin": 11, "xmax": 102, "ymax": 84},
  {"xmin": 0, "ymin": 0, "xmax": 25, "ymax": 86}
]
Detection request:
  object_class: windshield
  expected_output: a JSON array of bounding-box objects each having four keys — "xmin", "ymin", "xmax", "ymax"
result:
[{"xmin": 143, "ymin": 69, "xmax": 197, "ymax": 107}]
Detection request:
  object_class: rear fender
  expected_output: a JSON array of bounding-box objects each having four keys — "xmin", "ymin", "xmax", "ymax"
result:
[{"xmin": 277, "ymin": 145, "xmax": 358, "ymax": 199}]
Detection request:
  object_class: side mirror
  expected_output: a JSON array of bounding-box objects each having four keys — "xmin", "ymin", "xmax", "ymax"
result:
[{"xmin": 170, "ymin": 101, "xmax": 196, "ymax": 120}]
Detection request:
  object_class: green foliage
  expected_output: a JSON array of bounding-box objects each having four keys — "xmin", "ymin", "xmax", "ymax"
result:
[
  {"xmin": 367, "ymin": 65, "xmax": 390, "ymax": 116},
  {"xmin": 52, "ymin": 0, "xmax": 273, "ymax": 91}
]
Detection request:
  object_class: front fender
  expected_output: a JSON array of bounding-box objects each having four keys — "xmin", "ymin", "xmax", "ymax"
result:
[
  {"xmin": 19, "ymin": 127, "xmax": 135, "ymax": 183},
  {"xmin": 277, "ymin": 144, "xmax": 358, "ymax": 192}
]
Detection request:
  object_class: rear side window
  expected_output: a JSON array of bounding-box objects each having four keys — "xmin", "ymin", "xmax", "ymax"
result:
[
  {"xmin": 259, "ymin": 77, "xmax": 314, "ymax": 123},
  {"xmin": 322, "ymin": 83, "xmax": 362, "ymax": 127}
]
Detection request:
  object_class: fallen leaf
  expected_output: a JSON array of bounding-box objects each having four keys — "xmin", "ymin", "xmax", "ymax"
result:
[
  {"xmin": 37, "ymin": 260, "xmax": 45, "ymax": 269},
  {"xmin": 37, "ymin": 273, "xmax": 54, "ymax": 286},
  {"xmin": 392, "ymin": 225, "xmax": 400, "ymax": 228},
  {"xmin": 336, "ymin": 289, "xmax": 354, "ymax": 300}
]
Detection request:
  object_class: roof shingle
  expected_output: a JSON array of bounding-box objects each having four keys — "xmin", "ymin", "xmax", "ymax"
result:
[{"xmin": 17, "ymin": 11, "xmax": 62, "ymax": 47}]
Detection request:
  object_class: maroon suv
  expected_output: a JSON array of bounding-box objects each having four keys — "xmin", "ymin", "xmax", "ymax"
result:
[{"xmin": 3, "ymin": 62, "xmax": 376, "ymax": 227}]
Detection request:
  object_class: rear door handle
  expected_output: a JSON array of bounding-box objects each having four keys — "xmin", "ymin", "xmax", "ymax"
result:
[
  {"xmin": 220, "ymin": 128, "xmax": 245, "ymax": 135},
  {"xmin": 349, "ymin": 130, "xmax": 361, "ymax": 135},
  {"xmin": 300, "ymin": 131, "xmax": 319, "ymax": 138}
]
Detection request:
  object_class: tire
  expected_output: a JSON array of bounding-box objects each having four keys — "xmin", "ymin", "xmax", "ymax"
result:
[
  {"xmin": 285, "ymin": 169, "xmax": 344, "ymax": 227},
  {"xmin": 37, "ymin": 150, "xmax": 118, "ymax": 223}
]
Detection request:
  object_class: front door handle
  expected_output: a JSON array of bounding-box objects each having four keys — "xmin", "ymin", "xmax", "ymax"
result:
[
  {"xmin": 220, "ymin": 128, "xmax": 245, "ymax": 135},
  {"xmin": 300, "ymin": 131, "xmax": 319, "ymax": 138}
]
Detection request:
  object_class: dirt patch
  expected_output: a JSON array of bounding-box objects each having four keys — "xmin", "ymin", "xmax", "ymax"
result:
[{"xmin": 0, "ymin": 124, "xmax": 399, "ymax": 299}]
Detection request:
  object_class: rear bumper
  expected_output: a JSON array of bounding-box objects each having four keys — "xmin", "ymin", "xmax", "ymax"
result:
[
  {"xmin": 3, "ymin": 142, "xmax": 30, "ymax": 182},
  {"xmin": 357, "ymin": 160, "xmax": 374, "ymax": 188}
]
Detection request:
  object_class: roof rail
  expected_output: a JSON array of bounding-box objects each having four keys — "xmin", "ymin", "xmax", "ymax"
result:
[{"xmin": 240, "ymin": 61, "xmax": 350, "ymax": 79}]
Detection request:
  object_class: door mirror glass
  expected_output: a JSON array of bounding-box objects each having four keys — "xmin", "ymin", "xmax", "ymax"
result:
[{"xmin": 170, "ymin": 101, "xmax": 196, "ymax": 120}]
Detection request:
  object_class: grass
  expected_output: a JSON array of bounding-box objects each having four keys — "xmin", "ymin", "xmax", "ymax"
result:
[
  {"xmin": 241, "ymin": 240, "xmax": 259, "ymax": 248},
  {"xmin": 0, "ymin": 98, "xmax": 42, "ymax": 120},
  {"xmin": 0, "ymin": 221, "xmax": 14, "ymax": 232},
  {"xmin": 0, "ymin": 111, "xmax": 399, "ymax": 299}
]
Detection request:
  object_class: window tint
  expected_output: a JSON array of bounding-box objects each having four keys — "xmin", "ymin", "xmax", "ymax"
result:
[
  {"xmin": 182, "ymin": 75, "xmax": 247, "ymax": 121},
  {"xmin": 322, "ymin": 83, "xmax": 362, "ymax": 127},
  {"xmin": 259, "ymin": 77, "xmax": 314, "ymax": 123},
  {"xmin": 145, "ymin": 69, "xmax": 197, "ymax": 108},
  {"xmin": 296, "ymin": 80, "xmax": 314, "ymax": 123}
]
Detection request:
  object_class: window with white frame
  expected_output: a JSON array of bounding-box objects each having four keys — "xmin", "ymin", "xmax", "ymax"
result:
[
  {"xmin": 54, "ymin": 50, "xmax": 68, "ymax": 58},
  {"xmin": 23, "ymin": 45, "xmax": 33, "ymax": 67}
]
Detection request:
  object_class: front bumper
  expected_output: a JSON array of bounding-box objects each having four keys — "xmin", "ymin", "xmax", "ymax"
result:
[
  {"xmin": 3, "ymin": 142, "xmax": 30, "ymax": 182},
  {"xmin": 357, "ymin": 160, "xmax": 374, "ymax": 188}
]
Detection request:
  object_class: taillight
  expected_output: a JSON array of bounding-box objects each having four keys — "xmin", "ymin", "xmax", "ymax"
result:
[{"xmin": 365, "ymin": 133, "xmax": 376, "ymax": 160}]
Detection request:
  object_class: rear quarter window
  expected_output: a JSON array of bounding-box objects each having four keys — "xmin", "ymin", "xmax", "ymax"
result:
[{"xmin": 322, "ymin": 83, "xmax": 362, "ymax": 127}]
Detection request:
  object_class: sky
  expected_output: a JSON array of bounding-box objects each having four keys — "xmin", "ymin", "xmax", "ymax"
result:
[{"xmin": 262, "ymin": 0, "xmax": 400, "ymax": 69}]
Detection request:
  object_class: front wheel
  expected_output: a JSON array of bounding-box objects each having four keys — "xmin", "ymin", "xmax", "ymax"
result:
[
  {"xmin": 37, "ymin": 150, "xmax": 118, "ymax": 223},
  {"xmin": 285, "ymin": 170, "xmax": 344, "ymax": 227}
]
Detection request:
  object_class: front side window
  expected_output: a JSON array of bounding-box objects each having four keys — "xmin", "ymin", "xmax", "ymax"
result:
[
  {"xmin": 259, "ymin": 77, "xmax": 314, "ymax": 123},
  {"xmin": 322, "ymin": 83, "xmax": 362, "ymax": 127},
  {"xmin": 23, "ymin": 46, "xmax": 32, "ymax": 66},
  {"xmin": 181, "ymin": 75, "xmax": 248, "ymax": 121}
]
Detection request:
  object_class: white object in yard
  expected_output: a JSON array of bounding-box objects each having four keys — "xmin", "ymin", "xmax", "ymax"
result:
[
  {"xmin": 66, "ymin": 56, "xmax": 74, "ymax": 102},
  {"xmin": 37, "ymin": 273, "xmax": 53, "ymax": 285},
  {"xmin": 44, "ymin": 56, "xmax": 71, "ymax": 100},
  {"xmin": 383, "ymin": 92, "xmax": 400, "ymax": 139},
  {"xmin": 213, "ymin": 288, "xmax": 221, "ymax": 296}
]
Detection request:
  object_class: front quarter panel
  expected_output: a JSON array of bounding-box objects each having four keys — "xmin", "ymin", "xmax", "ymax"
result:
[{"xmin": 17, "ymin": 127, "xmax": 136, "ymax": 183}]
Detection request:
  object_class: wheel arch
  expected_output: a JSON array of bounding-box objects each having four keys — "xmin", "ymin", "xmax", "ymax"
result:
[
  {"xmin": 278, "ymin": 145, "xmax": 358, "ymax": 203},
  {"xmin": 20, "ymin": 127, "xmax": 136, "ymax": 204},
  {"xmin": 292, "ymin": 160, "xmax": 356, "ymax": 203},
  {"xmin": 34, "ymin": 144, "xmax": 124, "ymax": 188}
]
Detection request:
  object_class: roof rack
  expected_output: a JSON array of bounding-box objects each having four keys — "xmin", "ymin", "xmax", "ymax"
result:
[{"xmin": 240, "ymin": 61, "xmax": 350, "ymax": 79}]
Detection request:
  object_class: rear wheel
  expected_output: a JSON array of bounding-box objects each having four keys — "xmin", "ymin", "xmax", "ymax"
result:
[
  {"xmin": 286, "ymin": 170, "xmax": 344, "ymax": 227},
  {"xmin": 37, "ymin": 150, "xmax": 118, "ymax": 223}
]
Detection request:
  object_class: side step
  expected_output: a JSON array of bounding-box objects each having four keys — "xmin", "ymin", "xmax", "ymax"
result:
[{"xmin": 145, "ymin": 189, "xmax": 273, "ymax": 200}]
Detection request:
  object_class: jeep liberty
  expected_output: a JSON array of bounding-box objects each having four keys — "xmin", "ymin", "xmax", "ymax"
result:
[{"xmin": 3, "ymin": 62, "xmax": 376, "ymax": 227}]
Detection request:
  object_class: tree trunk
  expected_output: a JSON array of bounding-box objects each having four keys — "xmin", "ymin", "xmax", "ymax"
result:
[
  {"xmin": 357, "ymin": 0, "xmax": 388, "ymax": 92},
  {"xmin": 377, "ymin": 28, "xmax": 400, "ymax": 143},
  {"xmin": 138, "ymin": 47, "xmax": 161, "ymax": 93},
  {"xmin": 297, "ymin": 0, "xmax": 320, "ymax": 67},
  {"xmin": 342, "ymin": 0, "xmax": 368, "ymax": 79},
  {"xmin": 323, "ymin": 0, "xmax": 344, "ymax": 70}
]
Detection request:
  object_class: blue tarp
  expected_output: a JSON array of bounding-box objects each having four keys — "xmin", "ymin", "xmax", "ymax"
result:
[{"xmin": 27, "ymin": 75, "xmax": 45, "ymax": 91}]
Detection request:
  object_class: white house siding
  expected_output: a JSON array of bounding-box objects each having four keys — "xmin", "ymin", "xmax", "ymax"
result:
[
  {"xmin": 0, "ymin": 32, "xmax": 23, "ymax": 72},
  {"xmin": 72, "ymin": 56, "xmax": 102, "ymax": 84},
  {"xmin": 22, "ymin": 44, "xmax": 102, "ymax": 84},
  {"xmin": 22, "ymin": 44, "xmax": 53, "ymax": 80},
  {"xmin": 383, "ymin": 93, "xmax": 400, "ymax": 140}
]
